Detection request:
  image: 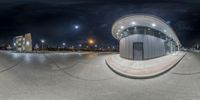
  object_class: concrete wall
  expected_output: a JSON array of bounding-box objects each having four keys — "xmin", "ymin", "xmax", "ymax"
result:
[
  {"xmin": 24, "ymin": 33, "xmax": 32, "ymax": 52},
  {"xmin": 120, "ymin": 34, "xmax": 166, "ymax": 60}
]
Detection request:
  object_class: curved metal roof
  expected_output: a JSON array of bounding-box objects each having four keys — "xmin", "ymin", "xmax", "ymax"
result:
[{"xmin": 112, "ymin": 14, "xmax": 180, "ymax": 45}]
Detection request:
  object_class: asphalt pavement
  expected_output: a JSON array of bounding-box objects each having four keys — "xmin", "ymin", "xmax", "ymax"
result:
[{"xmin": 0, "ymin": 51, "xmax": 200, "ymax": 100}]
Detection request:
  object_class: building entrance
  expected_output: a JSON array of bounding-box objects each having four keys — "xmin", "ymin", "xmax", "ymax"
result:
[{"xmin": 133, "ymin": 42, "xmax": 144, "ymax": 60}]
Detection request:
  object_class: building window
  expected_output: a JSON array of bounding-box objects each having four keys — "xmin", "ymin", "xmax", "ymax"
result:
[{"xmin": 120, "ymin": 26, "xmax": 171, "ymax": 41}]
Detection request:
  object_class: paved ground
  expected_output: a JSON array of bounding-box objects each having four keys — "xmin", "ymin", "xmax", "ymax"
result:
[
  {"xmin": 106, "ymin": 51, "xmax": 186, "ymax": 78},
  {"xmin": 0, "ymin": 51, "xmax": 200, "ymax": 100}
]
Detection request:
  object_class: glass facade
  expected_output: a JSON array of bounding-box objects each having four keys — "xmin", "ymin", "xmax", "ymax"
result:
[{"xmin": 119, "ymin": 26, "xmax": 178, "ymax": 53}]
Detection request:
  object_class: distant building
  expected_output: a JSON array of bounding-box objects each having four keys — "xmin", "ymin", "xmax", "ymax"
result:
[
  {"xmin": 13, "ymin": 33, "xmax": 32, "ymax": 52},
  {"xmin": 6, "ymin": 44, "xmax": 12, "ymax": 50},
  {"xmin": 0, "ymin": 43, "xmax": 10, "ymax": 50}
]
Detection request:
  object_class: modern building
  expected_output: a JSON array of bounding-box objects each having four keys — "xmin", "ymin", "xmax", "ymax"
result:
[
  {"xmin": 112, "ymin": 14, "xmax": 181, "ymax": 60},
  {"xmin": 13, "ymin": 33, "xmax": 32, "ymax": 52}
]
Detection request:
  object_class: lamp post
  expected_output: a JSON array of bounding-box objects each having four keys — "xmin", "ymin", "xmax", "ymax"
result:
[
  {"xmin": 112, "ymin": 46, "xmax": 115, "ymax": 51},
  {"xmin": 62, "ymin": 43, "xmax": 66, "ymax": 49},
  {"xmin": 88, "ymin": 38, "xmax": 95, "ymax": 51},
  {"xmin": 79, "ymin": 44, "xmax": 82, "ymax": 51},
  {"xmin": 88, "ymin": 39, "xmax": 94, "ymax": 45},
  {"xmin": 41, "ymin": 39, "xmax": 45, "ymax": 50},
  {"xmin": 94, "ymin": 44, "xmax": 98, "ymax": 51}
]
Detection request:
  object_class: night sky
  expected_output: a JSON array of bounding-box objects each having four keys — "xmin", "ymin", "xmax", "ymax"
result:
[{"xmin": 0, "ymin": 0, "xmax": 200, "ymax": 48}]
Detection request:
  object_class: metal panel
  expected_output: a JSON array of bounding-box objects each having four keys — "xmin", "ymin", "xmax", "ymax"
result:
[
  {"xmin": 133, "ymin": 42, "xmax": 143, "ymax": 60},
  {"xmin": 120, "ymin": 34, "xmax": 165, "ymax": 60},
  {"xmin": 112, "ymin": 14, "xmax": 180, "ymax": 47}
]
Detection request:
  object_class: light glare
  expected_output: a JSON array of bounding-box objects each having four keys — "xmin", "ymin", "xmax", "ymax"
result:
[
  {"xmin": 120, "ymin": 26, "xmax": 124, "ymax": 29},
  {"xmin": 41, "ymin": 40, "xmax": 45, "ymax": 43},
  {"xmin": 88, "ymin": 39, "xmax": 95, "ymax": 45},
  {"xmin": 75, "ymin": 25, "xmax": 79, "ymax": 29},
  {"xmin": 26, "ymin": 41, "xmax": 30, "ymax": 46},
  {"xmin": 131, "ymin": 21, "xmax": 136, "ymax": 25},
  {"xmin": 152, "ymin": 23, "xmax": 156, "ymax": 27}
]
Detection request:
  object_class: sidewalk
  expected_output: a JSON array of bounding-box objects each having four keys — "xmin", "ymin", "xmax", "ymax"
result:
[{"xmin": 106, "ymin": 51, "xmax": 186, "ymax": 78}]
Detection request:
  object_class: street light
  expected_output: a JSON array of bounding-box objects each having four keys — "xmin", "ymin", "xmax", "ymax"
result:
[
  {"xmin": 41, "ymin": 39, "xmax": 45, "ymax": 43},
  {"xmin": 88, "ymin": 38, "xmax": 95, "ymax": 45},
  {"xmin": 41, "ymin": 39, "xmax": 45, "ymax": 50},
  {"xmin": 94, "ymin": 44, "xmax": 98, "ymax": 48},
  {"xmin": 13, "ymin": 43, "xmax": 16, "ymax": 47},
  {"xmin": 62, "ymin": 43, "xmax": 66, "ymax": 48},
  {"xmin": 78, "ymin": 44, "xmax": 82, "ymax": 51},
  {"xmin": 61, "ymin": 42, "xmax": 66, "ymax": 53},
  {"xmin": 79, "ymin": 44, "xmax": 82, "ymax": 48},
  {"xmin": 112, "ymin": 46, "xmax": 115, "ymax": 49},
  {"xmin": 94, "ymin": 44, "xmax": 98, "ymax": 51}
]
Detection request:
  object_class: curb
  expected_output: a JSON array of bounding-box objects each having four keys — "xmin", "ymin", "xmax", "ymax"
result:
[{"xmin": 105, "ymin": 53, "xmax": 186, "ymax": 79}]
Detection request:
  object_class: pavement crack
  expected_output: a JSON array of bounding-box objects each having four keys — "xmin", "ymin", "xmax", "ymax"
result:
[
  {"xmin": 44, "ymin": 54, "xmax": 117, "ymax": 81},
  {"xmin": 0, "ymin": 61, "xmax": 23, "ymax": 73}
]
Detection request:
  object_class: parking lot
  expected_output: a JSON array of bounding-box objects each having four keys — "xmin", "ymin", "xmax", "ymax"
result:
[{"xmin": 0, "ymin": 51, "xmax": 200, "ymax": 100}]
